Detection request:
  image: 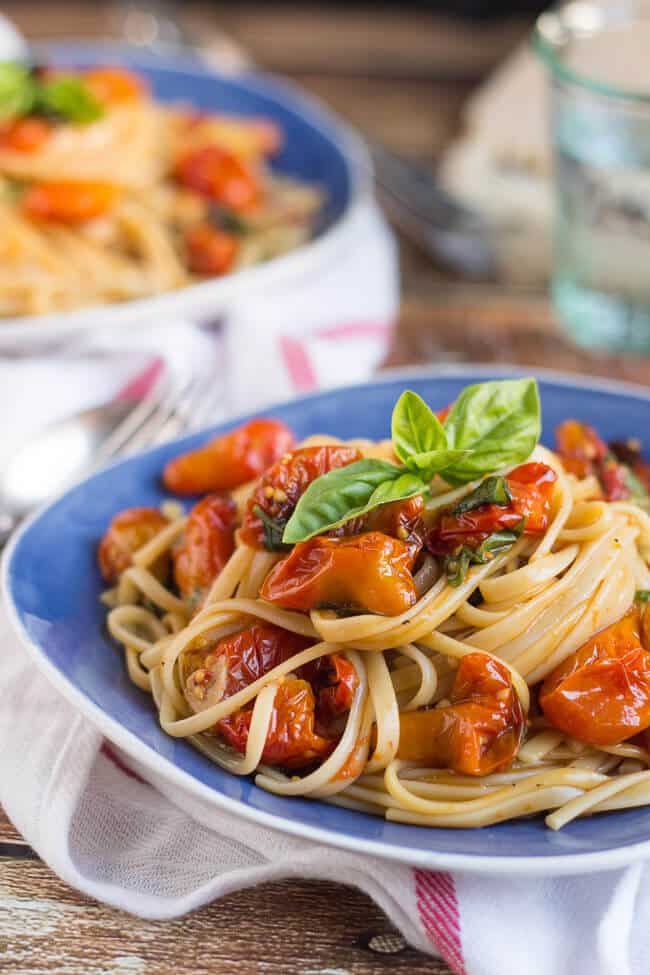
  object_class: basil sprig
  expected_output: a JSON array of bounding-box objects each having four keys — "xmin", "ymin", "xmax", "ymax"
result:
[
  {"xmin": 0, "ymin": 62, "xmax": 104, "ymax": 124},
  {"xmin": 452, "ymin": 476, "xmax": 512, "ymax": 515},
  {"xmin": 282, "ymin": 378, "xmax": 541, "ymax": 544},
  {"xmin": 443, "ymin": 522, "xmax": 525, "ymax": 588}
]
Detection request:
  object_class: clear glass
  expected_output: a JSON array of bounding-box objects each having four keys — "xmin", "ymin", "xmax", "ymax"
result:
[{"xmin": 534, "ymin": 1, "xmax": 650, "ymax": 351}]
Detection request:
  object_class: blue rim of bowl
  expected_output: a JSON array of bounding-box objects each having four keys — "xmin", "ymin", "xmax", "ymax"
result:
[
  {"xmin": 0, "ymin": 40, "xmax": 372, "ymax": 340},
  {"xmin": 6, "ymin": 363, "xmax": 650, "ymax": 875}
]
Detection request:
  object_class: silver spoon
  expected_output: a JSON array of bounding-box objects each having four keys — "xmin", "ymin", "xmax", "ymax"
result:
[{"xmin": 0, "ymin": 399, "xmax": 137, "ymax": 545}]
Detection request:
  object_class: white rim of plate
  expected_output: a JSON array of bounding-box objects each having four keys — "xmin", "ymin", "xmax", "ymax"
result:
[{"xmin": 4, "ymin": 363, "xmax": 650, "ymax": 875}]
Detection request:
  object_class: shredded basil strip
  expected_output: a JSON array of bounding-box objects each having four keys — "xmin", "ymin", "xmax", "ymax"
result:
[
  {"xmin": 443, "ymin": 521, "xmax": 524, "ymax": 588},
  {"xmin": 253, "ymin": 505, "xmax": 292, "ymax": 552},
  {"xmin": 636, "ymin": 590, "xmax": 650, "ymax": 603},
  {"xmin": 452, "ymin": 476, "xmax": 512, "ymax": 515}
]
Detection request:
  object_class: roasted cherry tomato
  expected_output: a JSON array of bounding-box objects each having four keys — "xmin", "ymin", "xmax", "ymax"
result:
[
  {"xmin": 555, "ymin": 419, "xmax": 630, "ymax": 501},
  {"xmin": 240, "ymin": 444, "xmax": 361, "ymax": 549},
  {"xmin": 301, "ymin": 653, "xmax": 359, "ymax": 729},
  {"xmin": 219, "ymin": 678, "xmax": 334, "ymax": 769},
  {"xmin": 98, "ymin": 507, "xmax": 168, "ymax": 583},
  {"xmin": 334, "ymin": 495, "xmax": 425, "ymax": 560},
  {"xmin": 436, "ymin": 404, "xmax": 452, "ymax": 423},
  {"xmin": 173, "ymin": 494, "xmax": 237, "ymax": 608},
  {"xmin": 427, "ymin": 462, "xmax": 557, "ymax": 556},
  {"xmin": 184, "ymin": 223, "xmax": 238, "ymax": 276},
  {"xmin": 23, "ymin": 181, "xmax": 119, "ymax": 223},
  {"xmin": 84, "ymin": 66, "xmax": 147, "ymax": 104},
  {"xmin": 396, "ymin": 653, "xmax": 524, "ymax": 776},
  {"xmin": 261, "ymin": 531, "xmax": 418, "ymax": 616},
  {"xmin": 163, "ymin": 418, "xmax": 295, "ymax": 496},
  {"xmin": 0, "ymin": 117, "xmax": 52, "ymax": 152},
  {"xmin": 182, "ymin": 622, "xmax": 310, "ymax": 706},
  {"xmin": 540, "ymin": 608, "xmax": 650, "ymax": 746},
  {"xmin": 174, "ymin": 145, "xmax": 261, "ymax": 212}
]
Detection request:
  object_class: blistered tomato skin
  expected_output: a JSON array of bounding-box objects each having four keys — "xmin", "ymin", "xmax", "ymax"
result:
[
  {"xmin": 23, "ymin": 181, "xmax": 119, "ymax": 223},
  {"xmin": 540, "ymin": 608, "xmax": 650, "ymax": 746},
  {"xmin": 260, "ymin": 531, "xmax": 418, "ymax": 616},
  {"xmin": 555, "ymin": 419, "xmax": 631, "ymax": 501},
  {"xmin": 162, "ymin": 418, "xmax": 295, "ymax": 496},
  {"xmin": 84, "ymin": 66, "xmax": 147, "ymax": 103},
  {"xmin": 0, "ymin": 118, "xmax": 52, "ymax": 152},
  {"xmin": 219, "ymin": 678, "xmax": 334, "ymax": 768},
  {"xmin": 173, "ymin": 494, "xmax": 237, "ymax": 608},
  {"xmin": 174, "ymin": 145, "xmax": 261, "ymax": 212},
  {"xmin": 333, "ymin": 495, "xmax": 425, "ymax": 561},
  {"xmin": 240, "ymin": 445, "xmax": 362, "ymax": 549},
  {"xmin": 427, "ymin": 462, "xmax": 557, "ymax": 556},
  {"xmin": 98, "ymin": 507, "xmax": 168, "ymax": 583},
  {"xmin": 396, "ymin": 653, "xmax": 524, "ymax": 776},
  {"xmin": 184, "ymin": 224, "xmax": 238, "ymax": 276},
  {"xmin": 301, "ymin": 653, "xmax": 359, "ymax": 729}
]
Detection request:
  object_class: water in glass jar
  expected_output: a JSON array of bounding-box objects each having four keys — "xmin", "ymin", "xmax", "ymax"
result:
[{"xmin": 551, "ymin": 22, "xmax": 650, "ymax": 351}]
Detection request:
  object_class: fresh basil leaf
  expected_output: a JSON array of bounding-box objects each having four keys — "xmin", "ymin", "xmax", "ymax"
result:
[
  {"xmin": 406, "ymin": 447, "xmax": 469, "ymax": 482},
  {"xmin": 392, "ymin": 390, "xmax": 447, "ymax": 466},
  {"xmin": 208, "ymin": 203, "xmax": 250, "ymax": 235},
  {"xmin": 253, "ymin": 505, "xmax": 292, "ymax": 552},
  {"xmin": 0, "ymin": 63, "xmax": 36, "ymax": 121},
  {"xmin": 443, "ymin": 521, "xmax": 524, "ymax": 587},
  {"xmin": 282, "ymin": 459, "xmax": 424, "ymax": 543},
  {"xmin": 636, "ymin": 590, "xmax": 650, "ymax": 603},
  {"xmin": 36, "ymin": 76, "xmax": 104, "ymax": 124},
  {"xmin": 453, "ymin": 476, "xmax": 512, "ymax": 514},
  {"xmin": 442, "ymin": 378, "xmax": 541, "ymax": 484}
]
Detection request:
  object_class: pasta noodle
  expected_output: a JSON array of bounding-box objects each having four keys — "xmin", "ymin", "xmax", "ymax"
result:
[
  {"xmin": 99, "ymin": 383, "xmax": 650, "ymax": 830},
  {"xmin": 0, "ymin": 64, "xmax": 323, "ymax": 318}
]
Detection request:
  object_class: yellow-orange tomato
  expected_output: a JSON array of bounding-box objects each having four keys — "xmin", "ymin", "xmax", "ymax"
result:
[
  {"xmin": 396, "ymin": 653, "xmax": 524, "ymax": 776},
  {"xmin": 173, "ymin": 494, "xmax": 237, "ymax": 608},
  {"xmin": 540, "ymin": 608, "xmax": 650, "ymax": 746},
  {"xmin": 174, "ymin": 145, "xmax": 261, "ymax": 212},
  {"xmin": 98, "ymin": 507, "xmax": 168, "ymax": 584},
  {"xmin": 163, "ymin": 418, "xmax": 295, "ymax": 496},
  {"xmin": 184, "ymin": 224, "xmax": 238, "ymax": 276},
  {"xmin": 240, "ymin": 445, "xmax": 361, "ymax": 549},
  {"xmin": 23, "ymin": 181, "xmax": 119, "ymax": 223},
  {"xmin": 84, "ymin": 66, "xmax": 147, "ymax": 104},
  {"xmin": 260, "ymin": 531, "xmax": 418, "ymax": 616},
  {"xmin": 0, "ymin": 117, "xmax": 52, "ymax": 153}
]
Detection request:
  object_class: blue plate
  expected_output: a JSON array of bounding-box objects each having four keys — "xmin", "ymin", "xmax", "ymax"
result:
[
  {"xmin": 6, "ymin": 366, "xmax": 650, "ymax": 875},
  {"xmin": 1, "ymin": 42, "xmax": 369, "ymax": 342}
]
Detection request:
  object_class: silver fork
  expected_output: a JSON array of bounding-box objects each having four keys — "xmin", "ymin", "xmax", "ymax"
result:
[{"xmin": 0, "ymin": 362, "xmax": 225, "ymax": 547}]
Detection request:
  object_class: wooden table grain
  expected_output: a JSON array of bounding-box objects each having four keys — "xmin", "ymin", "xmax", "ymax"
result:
[{"xmin": 3, "ymin": 4, "xmax": 650, "ymax": 973}]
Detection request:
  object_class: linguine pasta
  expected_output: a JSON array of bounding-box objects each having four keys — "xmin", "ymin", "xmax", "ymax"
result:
[
  {"xmin": 99, "ymin": 382, "xmax": 650, "ymax": 830},
  {"xmin": 0, "ymin": 63, "xmax": 323, "ymax": 318}
]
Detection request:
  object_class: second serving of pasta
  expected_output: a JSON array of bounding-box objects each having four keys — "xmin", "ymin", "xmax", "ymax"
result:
[
  {"xmin": 0, "ymin": 62, "xmax": 323, "ymax": 317},
  {"xmin": 99, "ymin": 378, "xmax": 650, "ymax": 831}
]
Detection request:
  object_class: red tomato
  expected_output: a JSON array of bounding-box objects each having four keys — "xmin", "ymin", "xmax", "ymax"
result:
[
  {"xmin": 427, "ymin": 462, "xmax": 557, "ymax": 556},
  {"xmin": 555, "ymin": 419, "xmax": 630, "ymax": 500},
  {"xmin": 174, "ymin": 145, "xmax": 261, "ymax": 212},
  {"xmin": 162, "ymin": 418, "xmax": 295, "ymax": 496},
  {"xmin": 301, "ymin": 653, "xmax": 359, "ymax": 729},
  {"xmin": 260, "ymin": 531, "xmax": 418, "ymax": 616},
  {"xmin": 0, "ymin": 117, "xmax": 52, "ymax": 153},
  {"xmin": 239, "ymin": 445, "xmax": 362, "ymax": 549},
  {"xmin": 334, "ymin": 495, "xmax": 425, "ymax": 561},
  {"xmin": 219, "ymin": 678, "xmax": 334, "ymax": 769},
  {"xmin": 540, "ymin": 608, "xmax": 650, "ymax": 746},
  {"xmin": 436, "ymin": 404, "xmax": 452, "ymax": 423},
  {"xmin": 98, "ymin": 507, "xmax": 168, "ymax": 583},
  {"xmin": 23, "ymin": 181, "xmax": 118, "ymax": 223},
  {"xmin": 184, "ymin": 224, "xmax": 238, "ymax": 276},
  {"xmin": 173, "ymin": 495, "xmax": 237, "ymax": 608},
  {"xmin": 396, "ymin": 653, "xmax": 524, "ymax": 776},
  {"xmin": 84, "ymin": 67, "xmax": 147, "ymax": 104}
]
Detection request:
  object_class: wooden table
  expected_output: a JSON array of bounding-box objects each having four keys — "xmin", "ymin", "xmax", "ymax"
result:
[{"xmin": 3, "ymin": 4, "xmax": 650, "ymax": 973}]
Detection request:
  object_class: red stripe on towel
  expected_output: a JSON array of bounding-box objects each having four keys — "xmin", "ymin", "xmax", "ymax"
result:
[{"xmin": 415, "ymin": 869, "xmax": 466, "ymax": 974}]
